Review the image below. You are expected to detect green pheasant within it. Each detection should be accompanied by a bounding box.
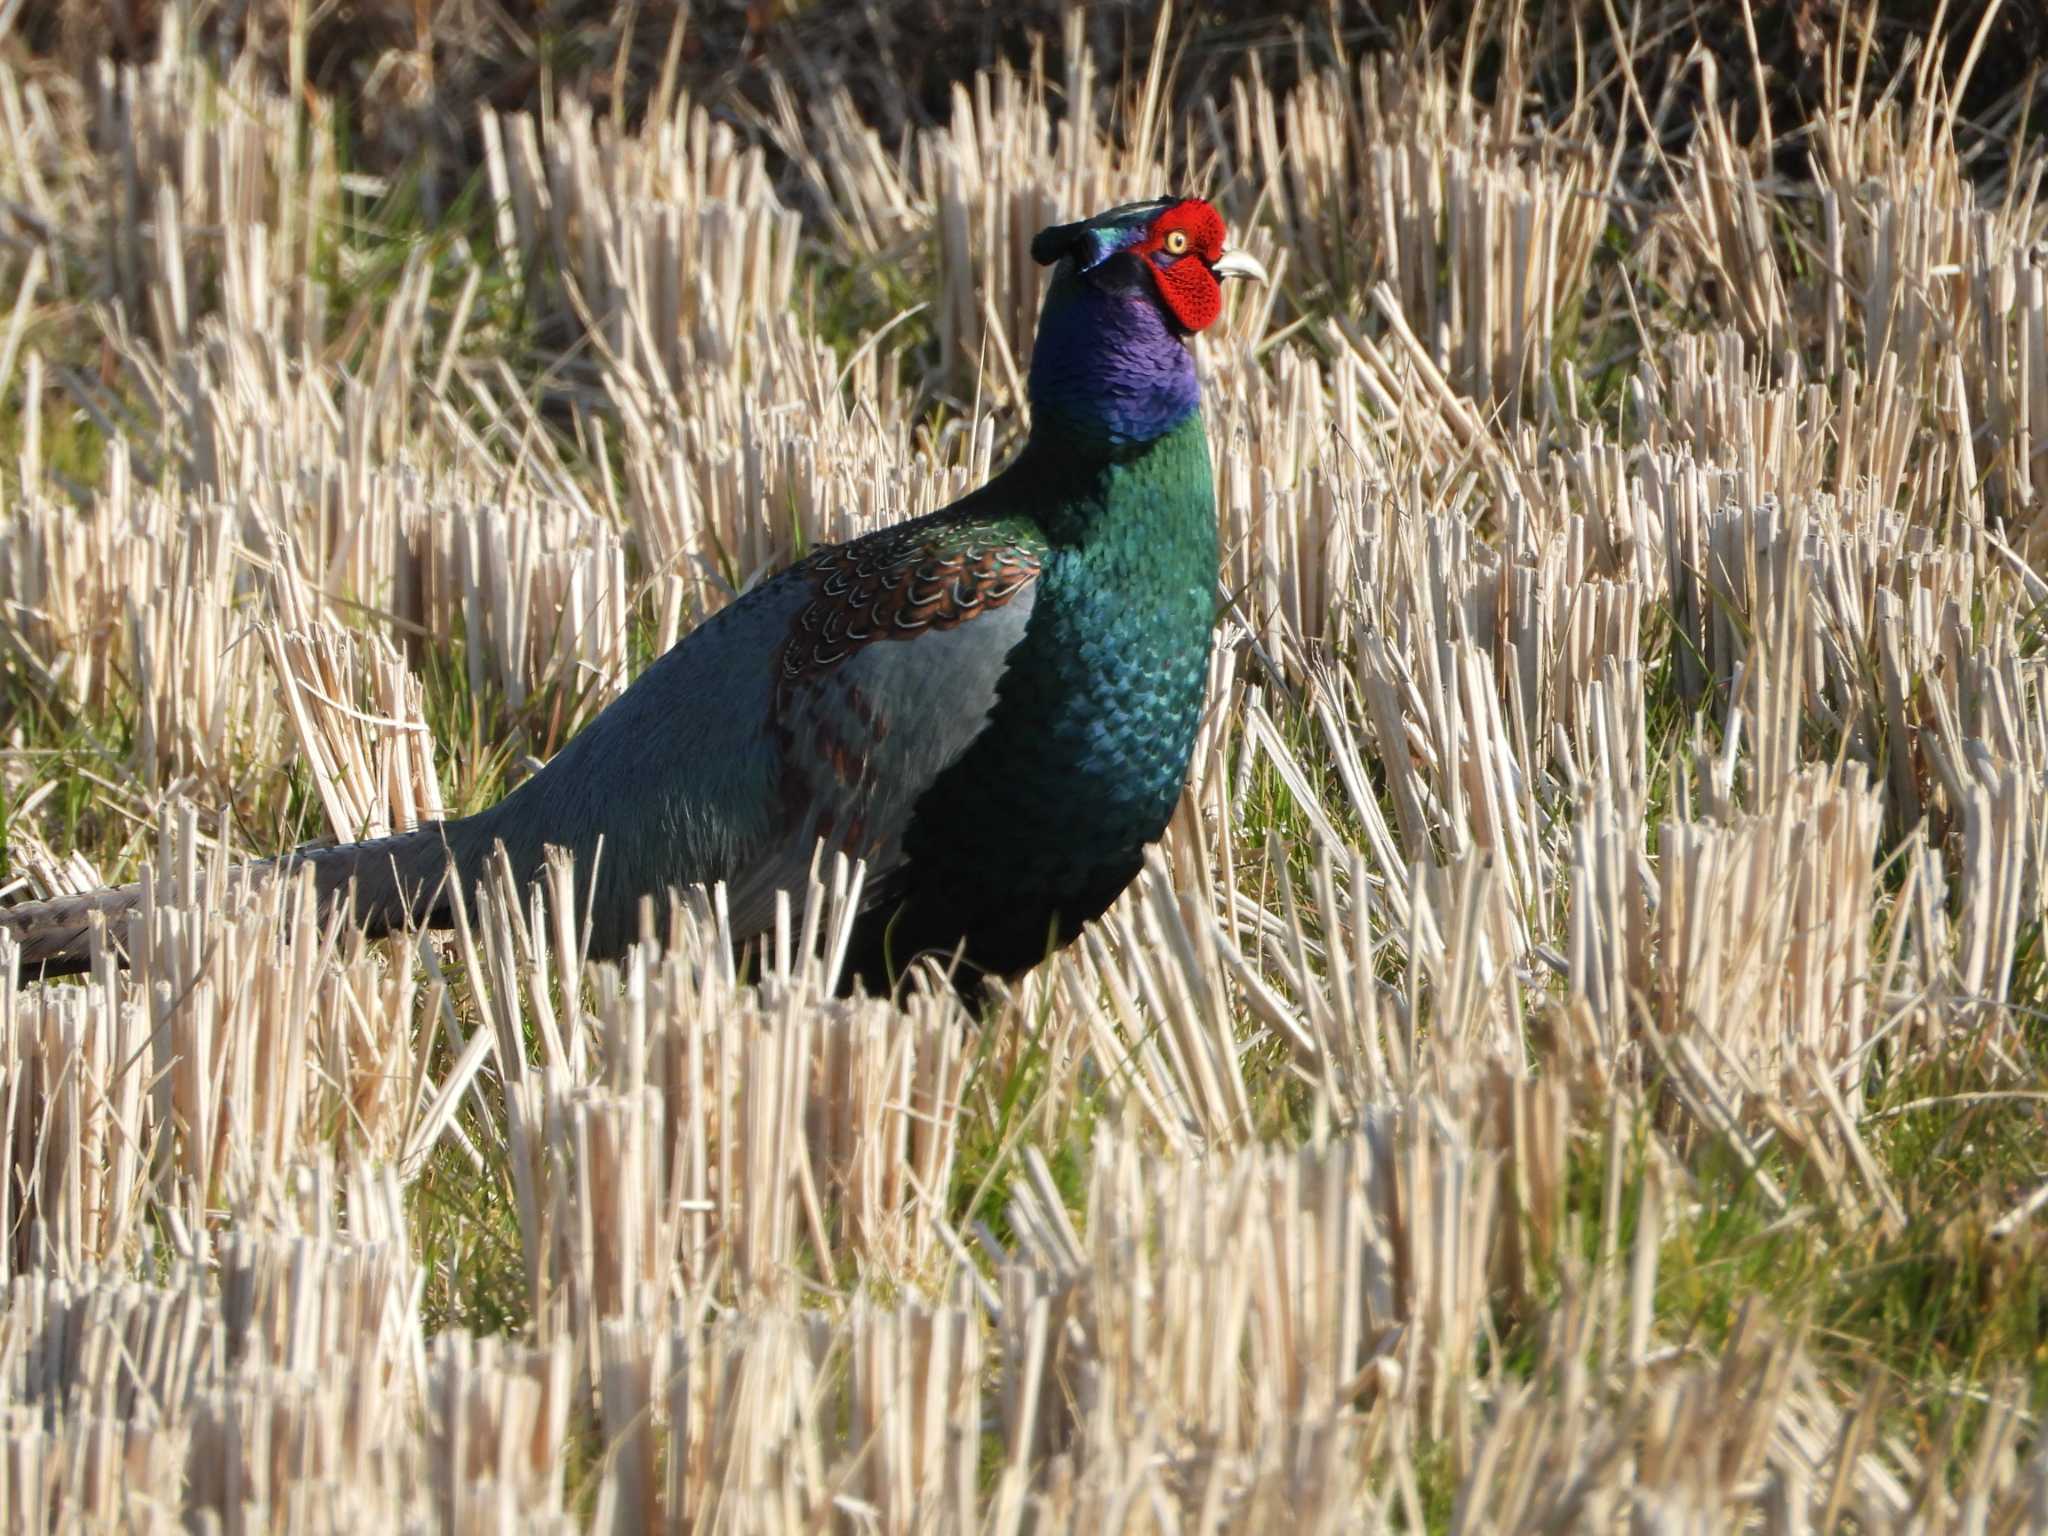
[3,197,1266,995]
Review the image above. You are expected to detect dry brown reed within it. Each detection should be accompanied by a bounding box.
[3,3,2048,1529]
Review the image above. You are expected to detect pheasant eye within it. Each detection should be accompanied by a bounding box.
[1163,229,1189,255]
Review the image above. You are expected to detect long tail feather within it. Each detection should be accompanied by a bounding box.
[1,825,461,982]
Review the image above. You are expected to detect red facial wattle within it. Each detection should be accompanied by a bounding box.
[1133,201,1230,333]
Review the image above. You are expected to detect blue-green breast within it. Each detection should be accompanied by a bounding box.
[857,415,1217,985]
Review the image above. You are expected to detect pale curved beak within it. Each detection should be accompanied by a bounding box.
[1210,248,1270,284]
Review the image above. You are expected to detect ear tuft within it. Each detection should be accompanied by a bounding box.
[1030,221,1084,267]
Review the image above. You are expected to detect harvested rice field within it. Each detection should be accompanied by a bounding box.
[3,0,2048,1529]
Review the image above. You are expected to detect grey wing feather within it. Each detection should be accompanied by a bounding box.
[456,571,1036,956]
[723,590,1036,938]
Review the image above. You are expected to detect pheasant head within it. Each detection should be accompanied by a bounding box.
[1025,196,1267,450]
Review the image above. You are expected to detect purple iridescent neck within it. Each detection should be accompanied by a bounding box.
[1026,271,1201,452]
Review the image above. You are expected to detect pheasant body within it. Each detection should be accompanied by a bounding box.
[3,197,1265,996]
